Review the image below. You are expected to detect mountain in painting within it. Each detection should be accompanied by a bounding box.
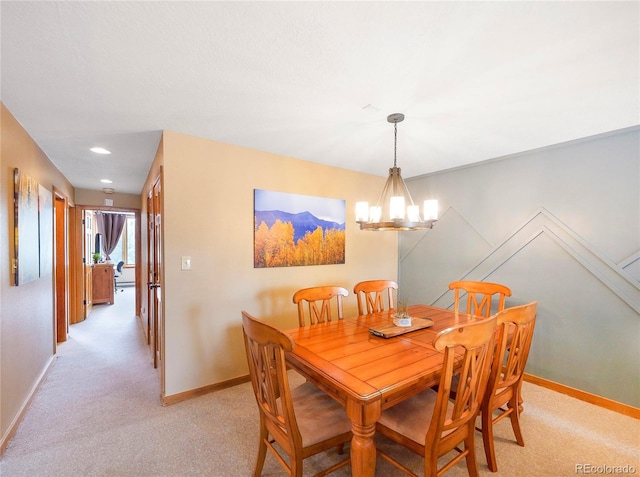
[255,210,344,242]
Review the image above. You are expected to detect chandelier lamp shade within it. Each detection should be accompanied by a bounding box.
[356,113,438,231]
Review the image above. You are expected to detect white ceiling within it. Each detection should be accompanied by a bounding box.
[1,1,638,195]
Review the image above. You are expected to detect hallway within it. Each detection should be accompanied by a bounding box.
[0,287,162,474]
[0,287,262,476]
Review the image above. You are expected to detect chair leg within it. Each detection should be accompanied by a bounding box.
[464,432,480,477]
[481,407,498,472]
[508,398,525,446]
[423,447,439,477]
[424,457,438,477]
[253,426,268,477]
[517,380,524,413]
[291,454,304,477]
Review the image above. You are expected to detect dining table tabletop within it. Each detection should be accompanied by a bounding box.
[284,304,482,477]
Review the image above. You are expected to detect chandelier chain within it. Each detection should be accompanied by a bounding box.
[393,122,398,168]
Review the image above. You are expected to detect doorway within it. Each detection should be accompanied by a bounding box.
[69,206,142,326]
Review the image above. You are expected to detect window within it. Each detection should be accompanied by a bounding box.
[109,216,136,266]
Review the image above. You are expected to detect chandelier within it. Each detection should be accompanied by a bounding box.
[356,113,438,231]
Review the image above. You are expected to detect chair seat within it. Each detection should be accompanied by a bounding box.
[289,382,352,448]
[378,389,455,445]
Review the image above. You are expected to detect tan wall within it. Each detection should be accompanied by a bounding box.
[0,103,74,446]
[75,188,141,209]
[151,131,397,398]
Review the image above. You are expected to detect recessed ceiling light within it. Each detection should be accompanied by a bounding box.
[100,179,113,184]
[90,147,111,154]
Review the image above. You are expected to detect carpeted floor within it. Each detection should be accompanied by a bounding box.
[1,287,638,476]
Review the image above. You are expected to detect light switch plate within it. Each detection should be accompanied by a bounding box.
[181,256,191,270]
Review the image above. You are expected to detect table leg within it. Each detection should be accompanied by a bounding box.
[346,399,380,477]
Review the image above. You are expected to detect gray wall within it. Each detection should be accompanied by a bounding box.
[399,126,639,408]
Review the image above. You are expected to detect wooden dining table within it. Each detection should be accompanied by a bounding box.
[284,304,481,477]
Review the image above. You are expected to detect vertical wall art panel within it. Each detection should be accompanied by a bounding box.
[254,189,345,268]
[13,168,40,285]
[38,184,53,277]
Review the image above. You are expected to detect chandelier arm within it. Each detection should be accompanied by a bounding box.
[388,168,416,206]
[394,171,417,206]
[375,173,394,208]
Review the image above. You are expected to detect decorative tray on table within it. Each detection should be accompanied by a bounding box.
[368,316,434,339]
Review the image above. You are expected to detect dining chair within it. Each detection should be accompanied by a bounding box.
[292,286,349,326]
[241,311,352,477]
[480,301,537,472]
[449,280,512,318]
[353,280,398,315]
[375,316,497,477]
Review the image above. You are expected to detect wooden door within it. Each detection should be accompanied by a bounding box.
[54,194,68,342]
[148,176,163,384]
[68,206,82,325]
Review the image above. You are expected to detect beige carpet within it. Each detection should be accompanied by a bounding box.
[1,287,638,476]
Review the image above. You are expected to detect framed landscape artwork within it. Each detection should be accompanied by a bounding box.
[254,189,345,268]
[13,168,40,285]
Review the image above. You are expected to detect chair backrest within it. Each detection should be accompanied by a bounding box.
[427,316,497,461]
[292,286,348,326]
[449,280,512,317]
[487,302,537,403]
[241,311,302,451]
[353,280,398,315]
[116,260,125,274]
